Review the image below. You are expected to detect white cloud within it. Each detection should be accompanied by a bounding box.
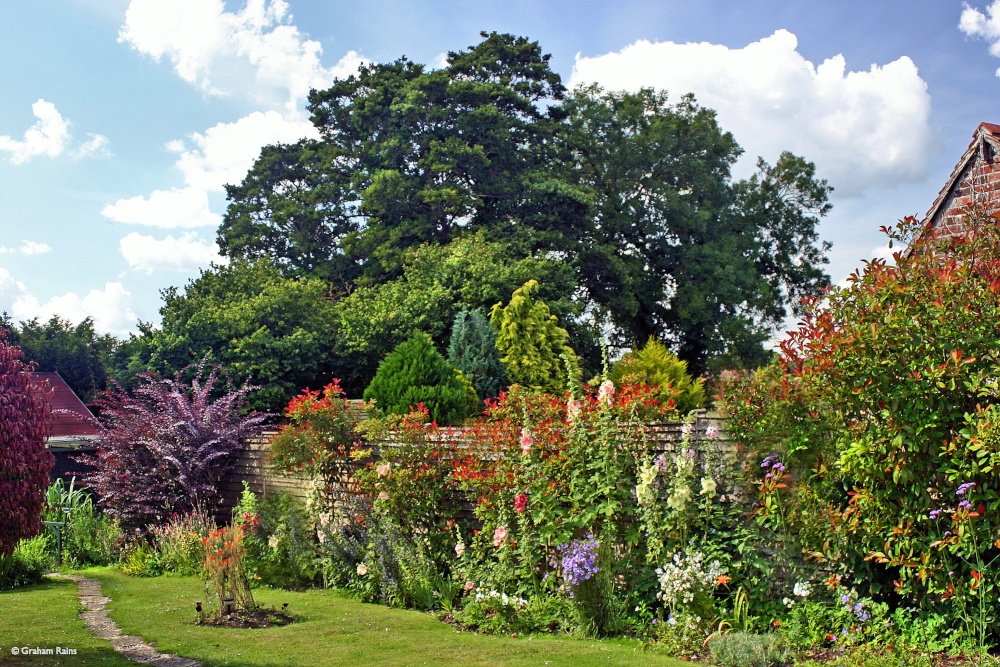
[120,231,227,273]
[174,110,318,191]
[0,99,70,164]
[119,0,365,114]
[0,240,52,255]
[0,99,109,165]
[569,30,932,197]
[74,133,111,159]
[101,187,221,228]
[0,267,28,306]
[961,2,1000,72]
[10,282,138,337]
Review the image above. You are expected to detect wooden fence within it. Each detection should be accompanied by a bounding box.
[215,410,732,522]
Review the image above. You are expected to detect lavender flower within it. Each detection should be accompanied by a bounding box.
[958,500,972,510]
[929,509,943,520]
[956,482,976,496]
[761,454,780,469]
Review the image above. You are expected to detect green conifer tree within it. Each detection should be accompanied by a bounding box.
[489,280,580,394]
[363,332,474,425]
[447,309,508,402]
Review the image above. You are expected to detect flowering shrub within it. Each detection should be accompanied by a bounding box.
[655,550,724,621]
[150,509,216,576]
[202,525,255,616]
[268,379,366,511]
[723,212,1000,644]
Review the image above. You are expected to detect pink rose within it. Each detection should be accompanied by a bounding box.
[493,525,508,547]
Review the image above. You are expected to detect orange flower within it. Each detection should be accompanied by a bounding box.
[971,570,982,590]
[715,574,732,586]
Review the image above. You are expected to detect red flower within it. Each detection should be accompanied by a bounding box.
[514,493,528,513]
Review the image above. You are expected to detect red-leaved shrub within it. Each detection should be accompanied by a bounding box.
[0,331,53,556]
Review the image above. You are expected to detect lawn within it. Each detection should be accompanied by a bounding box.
[0,577,135,666]
[2,569,688,667]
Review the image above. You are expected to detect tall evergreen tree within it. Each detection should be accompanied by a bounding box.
[490,280,580,394]
[447,309,508,402]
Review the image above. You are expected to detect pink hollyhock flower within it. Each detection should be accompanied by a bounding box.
[464,580,475,591]
[357,563,368,576]
[706,425,720,439]
[520,428,533,454]
[566,398,582,421]
[377,491,390,501]
[597,380,615,404]
[376,463,391,477]
[493,525,508,547]
[514,493,528,513]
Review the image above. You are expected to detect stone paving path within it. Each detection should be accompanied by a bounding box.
[53,574,200,667]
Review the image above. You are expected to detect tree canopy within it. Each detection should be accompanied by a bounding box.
[216,32,831,376]
[126,260,343,412]
[1,315,114,403]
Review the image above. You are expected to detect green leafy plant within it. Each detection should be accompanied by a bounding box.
[150,509,216,576]
[708,631,791,667]
[234,487,318,589]
[0,534,54,589]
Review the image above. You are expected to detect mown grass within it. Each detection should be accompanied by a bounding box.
[81,568,687,667]
[0,577,136,666]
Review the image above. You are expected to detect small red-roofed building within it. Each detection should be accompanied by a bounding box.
[921,122,1000,238]
[31,371,101,484]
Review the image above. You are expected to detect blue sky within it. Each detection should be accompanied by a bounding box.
[3,0,1000,337]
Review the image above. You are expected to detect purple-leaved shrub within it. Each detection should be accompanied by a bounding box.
[79,362,267,529]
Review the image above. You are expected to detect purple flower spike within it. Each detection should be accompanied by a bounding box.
[956,482,976,496]
[929,509,943,520]
[958,500,972,510]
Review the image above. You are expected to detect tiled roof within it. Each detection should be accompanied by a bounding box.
[31,372,102,437]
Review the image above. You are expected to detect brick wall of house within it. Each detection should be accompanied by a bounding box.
[923,123,1000,239]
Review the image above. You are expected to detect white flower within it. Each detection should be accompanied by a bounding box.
[793,581,812,598]
[455,542,466,557]
[699,477,717,497]
[357,563,368,576]
[783,597,794,608]
[267,535,279,549]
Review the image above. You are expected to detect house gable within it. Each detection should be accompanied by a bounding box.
[923,122,1000,238]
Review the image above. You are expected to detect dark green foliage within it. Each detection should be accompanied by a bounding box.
[555,88,831,372]
[363,332,473,425]
[610,338,705,415]
[447,309,508,401]
[126,259,344,411]
[219,32,831,379]
[3,315,115,403]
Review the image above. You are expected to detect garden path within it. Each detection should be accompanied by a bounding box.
[53,574,200,667]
